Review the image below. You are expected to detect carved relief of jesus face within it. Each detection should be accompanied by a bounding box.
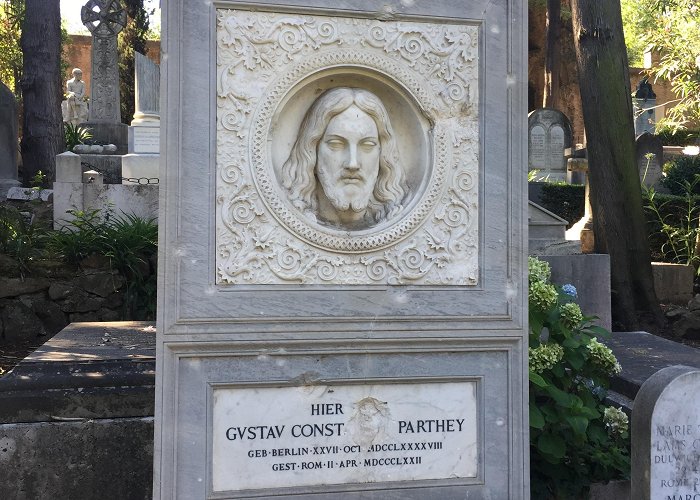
[315,105,381,226]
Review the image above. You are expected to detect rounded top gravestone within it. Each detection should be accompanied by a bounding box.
[631,365,700,500]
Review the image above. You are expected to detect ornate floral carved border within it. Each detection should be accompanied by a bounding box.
[216,10,479,285]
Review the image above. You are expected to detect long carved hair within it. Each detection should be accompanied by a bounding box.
[282,87,407,224]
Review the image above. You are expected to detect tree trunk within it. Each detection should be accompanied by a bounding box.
[542,0,561,108]
[570,0,663,331]
[19,0,63,183]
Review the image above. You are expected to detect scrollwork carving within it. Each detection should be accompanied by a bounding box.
[216,10,479,285]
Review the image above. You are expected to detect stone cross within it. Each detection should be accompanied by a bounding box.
[81,0,127,123]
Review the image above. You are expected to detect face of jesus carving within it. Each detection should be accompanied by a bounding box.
[282,87,408,230]
[315,105,381,224]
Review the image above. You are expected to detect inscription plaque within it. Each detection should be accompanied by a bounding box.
[132,127,160,154]
[549,125,565,171]
[212,381,478,492]
[530,125,546,169]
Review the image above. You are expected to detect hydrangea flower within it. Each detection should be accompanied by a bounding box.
[529,343,565,373]
[603,406,629,436]
[530,281,558,311]
[561,284,577,298]
[528,257,551,284]
[560,302,583,329]
[587,338,622,375]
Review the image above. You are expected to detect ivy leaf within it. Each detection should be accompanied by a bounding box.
[537,434,566,459]
[529,371,548,387]
[530,405,546,429]
[545,385,577,408]
[566,415,590,436]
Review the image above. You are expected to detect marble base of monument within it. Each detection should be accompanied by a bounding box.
[122,154,159,184]
[77,154,123,184]
[81,122,129,155]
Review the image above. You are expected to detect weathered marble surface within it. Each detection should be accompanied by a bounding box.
[156,0,528,499]
[215,10,479,286]
[632,365,700,500]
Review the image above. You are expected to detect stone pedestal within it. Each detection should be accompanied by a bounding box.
[565,157,595,253]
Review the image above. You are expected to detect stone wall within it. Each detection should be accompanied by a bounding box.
[0,256,128,342]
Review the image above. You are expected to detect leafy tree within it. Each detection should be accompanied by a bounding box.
[570,0,664,330]
[118,0,151,124]
[0,0,24,95]
[623,0,700,129]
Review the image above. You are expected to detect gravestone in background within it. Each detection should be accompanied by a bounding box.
[80,0,129,154]
[631,365,700,500]
[155,1,528,498]
[636,132,664,188]
[0,81,20,198]
[528,108,573,181]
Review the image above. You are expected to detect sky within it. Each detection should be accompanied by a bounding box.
[60,0,161,35]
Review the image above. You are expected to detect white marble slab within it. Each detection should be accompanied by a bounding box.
[212,381,478,492]
[131,127,160,154]
[649,371,700,499]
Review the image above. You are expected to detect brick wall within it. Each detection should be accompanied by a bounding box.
[63,35,161,97]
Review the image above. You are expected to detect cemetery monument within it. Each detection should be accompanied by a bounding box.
[123,51,160,183]
[80,0,129,153]
[155,1,528,498]
[631,365,700,500]
[528,108,573,181]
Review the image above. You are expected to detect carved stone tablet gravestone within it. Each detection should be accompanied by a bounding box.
[156,1,528,498]
[631,365,700,500]
[528,108,573,180]
[636,132,664,188]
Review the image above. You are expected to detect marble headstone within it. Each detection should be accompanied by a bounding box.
[0,81,19,197]
[636,132,663,188]
[155,1,528,498]
[528,108,573,181]
[631,365,700,500]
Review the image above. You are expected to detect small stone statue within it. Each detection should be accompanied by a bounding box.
[61,68,89,125]
[282,87,409,230]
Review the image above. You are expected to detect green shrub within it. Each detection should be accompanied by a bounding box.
[64,123,93,152]
[661,155,700,196]
[643,182,700,272]
[538,183,586,229]
[0,205,45,275]
[655,127,700,147]
[529,257,629,499]
[48,208,158,319]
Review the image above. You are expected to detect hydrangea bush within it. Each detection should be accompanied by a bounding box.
[528,257,629,499]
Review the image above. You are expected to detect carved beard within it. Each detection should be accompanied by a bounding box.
[323,185,371,213]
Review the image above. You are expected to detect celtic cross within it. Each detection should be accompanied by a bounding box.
[81,0,127,38]
[80,0,126,123]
